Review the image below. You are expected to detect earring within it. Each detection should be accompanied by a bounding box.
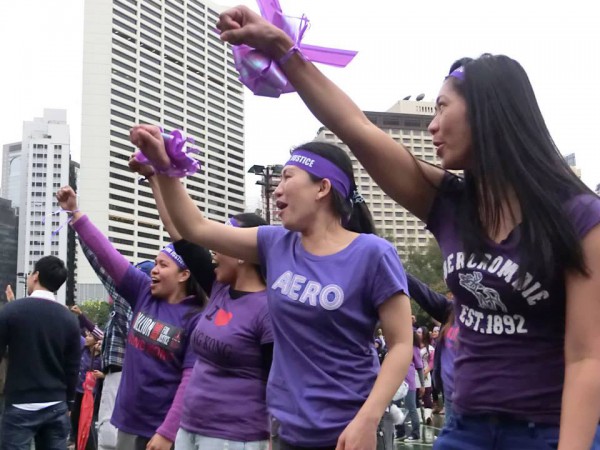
[238,259,244,265]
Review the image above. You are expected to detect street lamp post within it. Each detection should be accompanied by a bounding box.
[248,164,283,224]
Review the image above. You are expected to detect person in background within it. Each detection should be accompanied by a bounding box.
[395,330,424,443]
[407,274,457,425]
[0,256,81,450]
[76,239,153,450]
[70,331,103,450]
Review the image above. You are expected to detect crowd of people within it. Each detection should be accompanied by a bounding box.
[1,4,600,450]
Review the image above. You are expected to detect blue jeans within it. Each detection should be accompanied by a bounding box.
[394,390,420,439]
[443,397,454,427]
[1,402,70,450]
[433,414,600,449]
[175,428,269,450]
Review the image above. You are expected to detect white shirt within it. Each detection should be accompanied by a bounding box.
[13,289,63,411]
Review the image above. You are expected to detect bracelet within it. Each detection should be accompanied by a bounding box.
[277,44,303,66]
[66,209,80,216]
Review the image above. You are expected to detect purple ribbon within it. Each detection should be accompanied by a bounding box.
[43,208,80,235]
[232,0,358,98]
[135,130,201,178]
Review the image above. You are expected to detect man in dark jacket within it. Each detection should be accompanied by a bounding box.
[0,256,81,450]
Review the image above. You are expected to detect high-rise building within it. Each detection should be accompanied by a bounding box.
[564,153,582,178]
[1,142,23,209]
[316,100,437,255]
[78,0,245,290]
[0,198,18,303]
[5,109,73,303]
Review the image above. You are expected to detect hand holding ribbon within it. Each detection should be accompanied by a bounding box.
[218,1,358,98]
[133,128,201,178]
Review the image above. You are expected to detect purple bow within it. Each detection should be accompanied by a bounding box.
[232,0,358,98]
[135,130,201,178]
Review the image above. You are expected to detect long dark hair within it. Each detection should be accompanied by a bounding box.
[293,141,376,234]
[449,54,594,282]
[232,212,268,280]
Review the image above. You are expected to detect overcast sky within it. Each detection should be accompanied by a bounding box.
[1,0,598,210]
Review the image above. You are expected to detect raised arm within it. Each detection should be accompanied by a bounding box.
[129,125,260,263]
[407,273,451,323]
[57,186,130,287]
[217,7,445,221]
[129,156,217,294]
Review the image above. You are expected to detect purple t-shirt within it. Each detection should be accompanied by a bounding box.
[111,266,201,438]
[257,226,409,447]
[180,282,272,441]
[427,174,600,423]
[405,346,423,391]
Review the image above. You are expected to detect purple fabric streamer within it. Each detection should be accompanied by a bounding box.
[135,130,201,178]
[285,149,352,199]
[43,208,80,235]
[448,66,465,81]
[231,0,358,98]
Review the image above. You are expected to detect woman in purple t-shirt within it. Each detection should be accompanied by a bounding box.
[57,186,208,450]
[132,129,413,450]
[130,158,275,450]
[213,9,600,449]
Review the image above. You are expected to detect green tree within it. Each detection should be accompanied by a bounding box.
[402,240,447,327]
[79,299,111,329]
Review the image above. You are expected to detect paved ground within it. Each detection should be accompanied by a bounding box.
[396,414,444,449]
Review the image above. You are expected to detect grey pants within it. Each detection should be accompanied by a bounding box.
[115,431,151,450]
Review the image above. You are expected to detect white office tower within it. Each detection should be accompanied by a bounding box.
[12,109,71,302]
[78,0,246,296]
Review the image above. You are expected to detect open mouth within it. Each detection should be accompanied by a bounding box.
[275,201,288,215]
[151,277,160,287]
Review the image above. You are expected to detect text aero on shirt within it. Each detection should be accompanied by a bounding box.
[271,270,344,311]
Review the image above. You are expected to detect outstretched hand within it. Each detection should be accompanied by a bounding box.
[5,284,15,302]
[56,186,78,212]
[216,6,292,57]
[129,125,170,171]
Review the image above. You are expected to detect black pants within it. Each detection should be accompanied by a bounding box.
[70,392,98,450]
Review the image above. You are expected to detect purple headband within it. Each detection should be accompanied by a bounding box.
[161,244,188,270]
[448,66,465,81]
[285,149,352,199]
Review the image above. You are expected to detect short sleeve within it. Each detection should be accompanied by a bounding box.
[369,247,409,309]
[254,300,273,345]
[182,312,202,369]
[256,226,288,269]
[116,265,151,310]
[565,194,600,239]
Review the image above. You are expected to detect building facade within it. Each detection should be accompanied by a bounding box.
[1,142,23,209]
[4,110,72,303]
[78,0,246,291]
[317,100,437,255]
[0,198,18,303]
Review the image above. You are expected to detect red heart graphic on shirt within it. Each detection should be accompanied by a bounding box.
[214,309,233,326]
